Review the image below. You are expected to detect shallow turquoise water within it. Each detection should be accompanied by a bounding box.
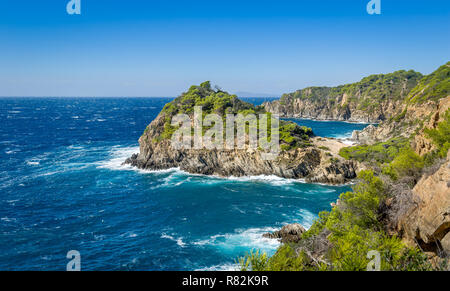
[0,97,365,270]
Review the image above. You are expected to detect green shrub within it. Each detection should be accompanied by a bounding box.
[339,137,409,164]
[382,148,424,180]
[424,109,450,158]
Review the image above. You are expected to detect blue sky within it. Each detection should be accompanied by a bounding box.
[0,0,449,97]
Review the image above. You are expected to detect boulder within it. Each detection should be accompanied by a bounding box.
[398,151,450,256]
[263,223,306,244]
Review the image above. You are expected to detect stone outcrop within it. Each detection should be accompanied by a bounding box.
[263,223,306,244]
[397,151,450,256]
[412,97,450,156]
[264,98,404,123]
[125,112,357,185]
[351,96,450,145]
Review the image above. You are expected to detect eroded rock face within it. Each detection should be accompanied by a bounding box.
[263,223,306,244]
[264,97,404,124]
[412,97,450,156]
[125,111,358,185]
[398,151,450,256]
[351,96,450,144]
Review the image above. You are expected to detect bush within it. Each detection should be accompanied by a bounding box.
[424,109,450,158]
[339,137,409,164]
[382,148,424,180]
[239,170,433,271]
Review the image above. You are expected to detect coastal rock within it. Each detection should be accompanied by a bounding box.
[263,98,401,124]
[350,124,377,143]
[412,96,450,156]
[126,133,358,185]
[397,151,450,256]
[124,83,359,185]
[263,223,306,244]
[351,97,449,144]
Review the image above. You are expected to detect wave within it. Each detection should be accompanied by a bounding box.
[195,263,239,271]
[96,146,140,171]
[192,227,281,254]
[295,209,316,229]
[96,145,353,188]
[225,175,306,186]
[161,233,186,248]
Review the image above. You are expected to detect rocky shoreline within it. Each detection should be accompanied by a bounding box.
[124,84,361,185]
[124,138,358,185]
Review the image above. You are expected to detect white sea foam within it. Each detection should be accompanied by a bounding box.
[161,233,186,247]
[193,227,281,254]
[96,146,140,171]
[96,146,348,187]
[296,209,316,229]
[195,263,239,271]
[225,175,305,186]
[340,139,356,146]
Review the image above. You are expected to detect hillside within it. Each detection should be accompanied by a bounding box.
[264,70,424,123]
[125,81,358,184]
[242,62,450,271]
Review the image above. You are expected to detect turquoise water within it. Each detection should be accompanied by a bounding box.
[285,118,371,139]
[0,97,365,270]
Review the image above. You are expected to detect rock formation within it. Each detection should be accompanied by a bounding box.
[263,223,306,244]
[264,70,423,123]
[397,151,450,256]
[125,111,358,185]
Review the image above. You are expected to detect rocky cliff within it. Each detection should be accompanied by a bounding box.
[351,62,450,144]
[264,70,423,123]
[125,82,357,184]
[397,151,450,256]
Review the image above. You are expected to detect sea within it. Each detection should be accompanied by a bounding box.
[0,97,370,270]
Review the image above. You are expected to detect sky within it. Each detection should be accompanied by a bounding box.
[0,0,449,97]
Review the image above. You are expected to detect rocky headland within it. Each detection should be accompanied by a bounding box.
[125,82,357,185]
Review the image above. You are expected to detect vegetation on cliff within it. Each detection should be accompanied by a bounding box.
[279,69,423,114]
[407,62,450,104]
[150,81,314,149]
[240,63,450,271]
[240,170,433,271]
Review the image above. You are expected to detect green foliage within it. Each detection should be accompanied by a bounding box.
[280,70,423,112]
[424,109,450,158]
[266,245,315,271]
[407,62,450,104]
[279,122,313,150]
[339,137,409,164]
[240,170,432,271]
[382,148,424,180]
[301,211,330,239]
[237,249,269,271]
[152,82,314,149]
[239,245,321,271]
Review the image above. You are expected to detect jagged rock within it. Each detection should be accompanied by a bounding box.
[263,224,306,244]
[263,98,400,124]
[125,109,358,185]
[412,97,450,156]
[351,125,377,143]
[398,151,450,256]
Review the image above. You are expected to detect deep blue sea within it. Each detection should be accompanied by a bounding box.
[0,97,368,271]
